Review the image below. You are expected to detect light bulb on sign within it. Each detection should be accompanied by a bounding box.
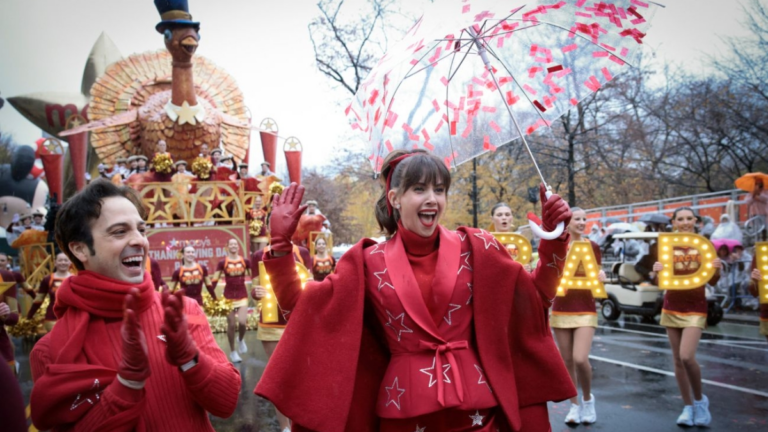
[757,242,768,305]
[657,233,717,290]
[556,241,605,298]
[258,259,312,321]
[491,232,532,265]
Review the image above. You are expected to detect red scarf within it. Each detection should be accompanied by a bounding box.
[31,270,154,431]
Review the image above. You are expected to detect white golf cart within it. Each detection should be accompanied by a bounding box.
[600,232,724,325]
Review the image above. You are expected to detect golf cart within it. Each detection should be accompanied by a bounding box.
[600,232,724,325]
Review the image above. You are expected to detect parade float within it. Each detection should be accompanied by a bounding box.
[4,0,310,333]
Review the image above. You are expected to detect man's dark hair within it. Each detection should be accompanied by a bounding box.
[55,179,146,270]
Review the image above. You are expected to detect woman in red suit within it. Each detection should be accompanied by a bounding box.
[652,207,721,427]
[550,208,605,425]
[171,246,217,306]
[255,150,576,431]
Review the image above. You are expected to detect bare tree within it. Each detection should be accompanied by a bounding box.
[308,0,402,95]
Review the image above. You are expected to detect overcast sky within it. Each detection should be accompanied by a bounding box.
[0,0,756,172]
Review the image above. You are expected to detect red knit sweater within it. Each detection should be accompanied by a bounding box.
[30,295,240,431]
[398,225,440,321]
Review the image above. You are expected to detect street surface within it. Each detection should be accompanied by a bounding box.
[13,315,768,431]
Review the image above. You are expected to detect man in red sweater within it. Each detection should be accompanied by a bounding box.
[29,179,241,431]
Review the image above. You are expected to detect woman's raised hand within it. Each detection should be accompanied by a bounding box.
[269,183,308,253]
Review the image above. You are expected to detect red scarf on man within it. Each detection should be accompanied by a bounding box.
[31,270,154,430]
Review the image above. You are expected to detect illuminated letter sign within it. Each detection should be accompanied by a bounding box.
[557,241,606,298]
[657,233,716,290]
[491,233,532,265]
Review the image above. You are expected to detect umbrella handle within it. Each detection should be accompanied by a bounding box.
[528,191,565,240]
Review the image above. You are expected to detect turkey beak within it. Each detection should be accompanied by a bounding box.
[180,36,198,55]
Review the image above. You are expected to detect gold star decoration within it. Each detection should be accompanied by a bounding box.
[142,186,180,223]
[174,101,200,126]
[285,137,301,151]
[260,118,277,132]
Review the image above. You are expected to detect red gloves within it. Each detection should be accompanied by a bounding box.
[161,290,198,367]
[540,183,572,237]
[269,183,308,253]
[119,289,151,383]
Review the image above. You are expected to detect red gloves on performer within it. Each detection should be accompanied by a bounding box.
[269,182,307,254]
[529,183,572,241]
[119,289,151,384]
[161,290,199,367]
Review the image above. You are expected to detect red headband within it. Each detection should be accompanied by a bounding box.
[386,153,416,216]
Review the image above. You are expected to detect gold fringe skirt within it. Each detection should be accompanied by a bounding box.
[550,313,598,328]
[256,325,285,341]
[660,310,706,329]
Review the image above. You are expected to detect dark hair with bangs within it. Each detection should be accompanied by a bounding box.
[55,179,147,270]
[375,150,452,235]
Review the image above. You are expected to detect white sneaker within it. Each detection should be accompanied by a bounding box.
[238,338,248,354]
[693,395,712,427]
[580,393,596,424]
[229,351,242,363]
[281,428,290,432]
[676,405,694,426]
[565,403,581,424]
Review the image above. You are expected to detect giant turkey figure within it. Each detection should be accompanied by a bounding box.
[60,0,250,163]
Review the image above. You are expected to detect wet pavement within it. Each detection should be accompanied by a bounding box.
[12,316,768,431]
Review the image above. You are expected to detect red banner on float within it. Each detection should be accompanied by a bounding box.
[40,153,63,203]
[68,131,88,191]
[146,225,249,283]
[260,131,277,169]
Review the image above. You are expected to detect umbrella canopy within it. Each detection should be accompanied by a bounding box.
[734,172,768,192]
[638,213,670,224]
[603,216,623,224]
[607,222,637,233]
[347,0,662,173]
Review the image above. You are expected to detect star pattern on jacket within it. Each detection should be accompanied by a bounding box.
[475,364,492,392]
[157,335,167,343]
[419,356,452,387]
[374,268,395,291]
[457,232,467,242]
[70,379,102,411]
[281,309,292,321]
[458,252,473,275]
[369,243,386,255]
[385,310,413,342]
[474,231,500,250]
[443,303,462,325]
[414,425,426,432]
[469,410,485,426]
[385,376,406,410]
[466,283,473,305]
[547,252,566,278]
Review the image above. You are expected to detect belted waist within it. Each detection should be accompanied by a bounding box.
[418,339,469,407]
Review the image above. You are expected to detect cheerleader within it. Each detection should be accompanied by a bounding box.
[254,150,576,431]
[747,256,768,342]
[491,203,531,272]
[312,236,335,282]
[550,208,605,425]
[171,245,217,306]
[27,252,73,332]
[211,239,252,363]
[652,207,721,427]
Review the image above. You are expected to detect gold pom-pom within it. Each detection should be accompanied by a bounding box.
[202,291,233,317]
[7,298,47,337]
[152,153,174,174]
[249,219,264,237]
[191,157,213,180]
[269,182,284,196]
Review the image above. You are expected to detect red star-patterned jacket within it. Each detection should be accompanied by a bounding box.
[255,226,575,431]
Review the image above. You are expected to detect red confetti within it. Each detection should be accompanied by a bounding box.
[483,135,497,151]
[601,67,613,81]
[533,100,547,112]
[385,140,393,152]
[489,121,501,133]
[562,43,578,53]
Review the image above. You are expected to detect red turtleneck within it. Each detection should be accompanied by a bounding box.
[397,223,441,323]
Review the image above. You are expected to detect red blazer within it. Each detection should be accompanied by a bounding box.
[255,227,575,432]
